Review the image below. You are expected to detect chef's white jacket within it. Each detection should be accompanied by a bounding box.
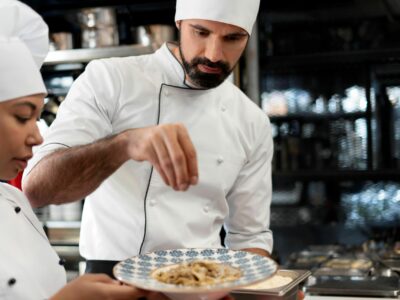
[25,43,274,260]
[0,183,66,300]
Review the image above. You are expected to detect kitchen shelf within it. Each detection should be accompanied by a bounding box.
[273,170,400,182]
[45,221,81,245]
[262,48,400,71]
[44,44,154,65]
[23,0,175,13]
[269,111,368,123]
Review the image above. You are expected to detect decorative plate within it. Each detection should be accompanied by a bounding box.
[113,248,277,294]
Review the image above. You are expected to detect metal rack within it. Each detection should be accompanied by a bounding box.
[44,44,154,65]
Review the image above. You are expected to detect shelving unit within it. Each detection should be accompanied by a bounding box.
[269,112,368,123]
[22,0,176,29]
[44,44,154,65]
[262,48,400,70]
[256,3,400,263]
[273,170,400,182]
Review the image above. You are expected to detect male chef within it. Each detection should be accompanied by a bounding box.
[23,0,274,276]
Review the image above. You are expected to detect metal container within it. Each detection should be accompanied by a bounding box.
[232,269,311,300]
[50,32,73,50]
[149,25,175,47]
[45,221,80,244]
[79,7,119,48]
[382,259,400,272]
[134,25,175,48]
[305,276,400,297]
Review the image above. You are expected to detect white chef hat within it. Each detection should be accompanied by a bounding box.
[0,0,49,68]
[175,0,260,35]
[0,0,48,102]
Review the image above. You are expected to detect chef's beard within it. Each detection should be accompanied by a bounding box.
[179,45,232,89]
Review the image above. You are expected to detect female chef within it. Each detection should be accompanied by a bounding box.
[0,1,167,299]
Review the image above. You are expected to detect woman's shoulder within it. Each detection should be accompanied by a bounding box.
[0,183,29,206]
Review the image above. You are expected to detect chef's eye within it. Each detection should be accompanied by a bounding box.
[225,35,241,42]
[194,29,209,37]
[15,115,31,124]
[15,116,29,124]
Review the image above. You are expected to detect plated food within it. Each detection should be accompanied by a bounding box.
[241,274,293,290]
[152,260,241,287]
[323,258,372,270]
[113,248,277,300]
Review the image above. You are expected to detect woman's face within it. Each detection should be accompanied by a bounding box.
[0,94,44,180]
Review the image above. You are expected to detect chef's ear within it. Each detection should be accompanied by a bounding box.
[175,20,181,31]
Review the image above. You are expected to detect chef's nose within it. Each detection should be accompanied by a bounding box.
[27,122,43,146]
[205,37,224,63]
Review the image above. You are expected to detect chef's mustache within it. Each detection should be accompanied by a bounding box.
[190,57,230,73]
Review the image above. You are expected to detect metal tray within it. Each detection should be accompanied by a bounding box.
[232,269,311,299]
[305,276,400,297]
[313,267,369,277]
[382,259,400,272]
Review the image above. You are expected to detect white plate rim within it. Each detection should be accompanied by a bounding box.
[113,248,278,294]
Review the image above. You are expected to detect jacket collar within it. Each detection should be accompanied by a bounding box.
[163,42,189,88]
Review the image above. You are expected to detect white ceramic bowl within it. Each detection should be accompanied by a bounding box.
[113,248,278,300]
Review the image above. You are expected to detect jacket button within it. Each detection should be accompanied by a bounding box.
[59,258,66,266]
[217,156,224,164]
[14,207,21,213]
[221,106,226,112]
[8,278,16,286]
[203,206,209,213]
[149,199,157,207]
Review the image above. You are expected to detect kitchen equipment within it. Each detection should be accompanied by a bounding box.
[305,276,400,297]
[50,32,73,50]
[45,221,80,245]
[134,25,175,48]
[48,200,83,222]
[382,259,400,272]
[286,249,337,270]
[312,256,373,277]
[79,7,119,48]
[366,251,398,278]
[232,269,311,300]
[149,25,175,47]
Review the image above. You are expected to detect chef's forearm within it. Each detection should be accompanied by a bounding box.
[23,133,129,207]
[241,248,271,257]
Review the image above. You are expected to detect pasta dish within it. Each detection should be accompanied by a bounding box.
[152,260,241,287]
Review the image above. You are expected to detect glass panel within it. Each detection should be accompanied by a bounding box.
[341,182,400,227]
[386,87,400,167]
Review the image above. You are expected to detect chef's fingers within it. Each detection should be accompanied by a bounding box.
[134,289,169,300]
[99,283,149,299]
[297,290,305,300]
[177,126,198,185]
[162,124,189,191]
[152,124,177,190]
[81,273,116,284]
[149,136,172,187]
[146,291,170,300]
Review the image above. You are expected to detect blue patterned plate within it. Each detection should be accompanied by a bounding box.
[113,248,277,300]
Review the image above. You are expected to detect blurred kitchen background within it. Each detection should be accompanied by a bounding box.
[18,0,400,292]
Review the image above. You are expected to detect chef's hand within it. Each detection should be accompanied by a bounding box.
[50,274,168,300]
[122,124,198,191]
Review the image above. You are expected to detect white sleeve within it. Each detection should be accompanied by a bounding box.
[224,119,274,253]
[24,59,120,177]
